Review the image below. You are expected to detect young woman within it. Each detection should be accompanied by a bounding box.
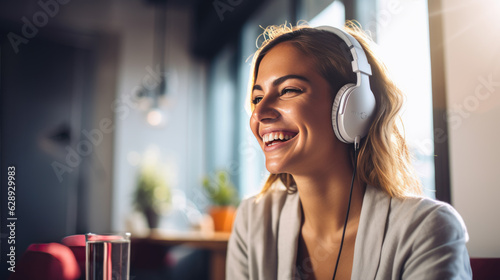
[226,22,471,280]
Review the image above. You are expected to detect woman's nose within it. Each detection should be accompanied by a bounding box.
[251,97,280,123]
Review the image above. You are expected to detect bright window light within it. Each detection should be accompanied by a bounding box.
[375,0,435,197]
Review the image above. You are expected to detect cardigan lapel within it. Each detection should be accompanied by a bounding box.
[351,185,391,279]
[277,192,302,280]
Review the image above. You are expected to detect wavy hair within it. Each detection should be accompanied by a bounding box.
[249,22,422,198]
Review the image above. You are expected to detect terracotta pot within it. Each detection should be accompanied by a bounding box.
[209,206,236,232]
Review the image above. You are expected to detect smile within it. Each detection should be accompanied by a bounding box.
[262,131,298,147]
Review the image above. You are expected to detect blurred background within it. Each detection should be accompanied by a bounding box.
[1,0,499,279]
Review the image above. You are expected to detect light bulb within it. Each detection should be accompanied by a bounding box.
[146,108,164,126]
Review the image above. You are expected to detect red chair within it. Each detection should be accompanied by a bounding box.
[10,243,80,280]
[470,258,500,280]
[61,235,86,276]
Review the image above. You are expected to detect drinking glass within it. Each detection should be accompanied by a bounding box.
[86,232,131,280]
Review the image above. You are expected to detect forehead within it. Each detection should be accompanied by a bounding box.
[256,42,319,82]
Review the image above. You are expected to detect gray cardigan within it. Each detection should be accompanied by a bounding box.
[226,184,472,279]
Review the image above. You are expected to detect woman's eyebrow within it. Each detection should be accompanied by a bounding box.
[252,84,263,91]
[253,74,310,91]
[272,74,309,86]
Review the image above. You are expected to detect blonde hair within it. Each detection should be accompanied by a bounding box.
[249,22,422,198]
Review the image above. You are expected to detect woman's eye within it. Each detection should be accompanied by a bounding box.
[280,88,302,96]
[252,96,263,105]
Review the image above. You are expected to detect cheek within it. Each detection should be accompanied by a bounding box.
[294,105,329,127]
[297,102,335,137]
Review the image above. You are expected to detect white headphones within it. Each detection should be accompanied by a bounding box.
[316,26,376,145]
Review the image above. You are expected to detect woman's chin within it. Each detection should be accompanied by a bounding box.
[265,162,287,175]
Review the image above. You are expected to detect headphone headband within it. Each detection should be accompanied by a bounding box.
[315,26,372,77]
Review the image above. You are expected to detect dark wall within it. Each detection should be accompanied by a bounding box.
[0,24,105,279]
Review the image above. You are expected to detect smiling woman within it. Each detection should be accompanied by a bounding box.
[251,45,337,177]
[249,23,419,199]
[226,22,472,280]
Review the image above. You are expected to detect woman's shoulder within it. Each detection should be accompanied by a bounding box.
[228,183,299,279]
[237,182,298,221]
[374,188,470,258]
[361,186,468,245]
[363,186,468,244]
[389,192,467,233]
[359,187,471,279]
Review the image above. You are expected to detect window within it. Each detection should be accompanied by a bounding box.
[373,0,435,197]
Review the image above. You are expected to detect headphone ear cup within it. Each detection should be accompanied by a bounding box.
[332,83,356,143]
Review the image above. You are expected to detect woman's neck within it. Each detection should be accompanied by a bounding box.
[293,162,365,240]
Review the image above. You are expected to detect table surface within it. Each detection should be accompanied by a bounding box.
[131,229,231,250]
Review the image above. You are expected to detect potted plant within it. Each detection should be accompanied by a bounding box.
[133,163,171,229]
[202,170,239,232]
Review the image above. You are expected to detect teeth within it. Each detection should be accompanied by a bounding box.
[262,132,295,146]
